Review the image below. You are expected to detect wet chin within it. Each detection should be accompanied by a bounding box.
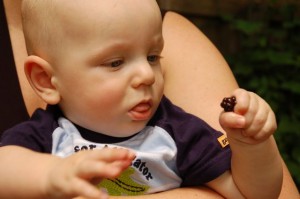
[112,121,147,138]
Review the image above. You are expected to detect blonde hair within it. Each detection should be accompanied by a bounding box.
[22,0,60,59]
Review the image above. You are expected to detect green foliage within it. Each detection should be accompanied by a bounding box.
[223,1,300,189]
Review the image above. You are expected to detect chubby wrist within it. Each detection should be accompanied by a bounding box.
[39,155,63,199]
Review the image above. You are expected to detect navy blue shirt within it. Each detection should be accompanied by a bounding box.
[1,96,231,195]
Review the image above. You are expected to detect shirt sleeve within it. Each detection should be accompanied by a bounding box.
[154,96,232,186]
[0,108,57,153]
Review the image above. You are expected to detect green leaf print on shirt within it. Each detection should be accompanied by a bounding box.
[98,167,149,195]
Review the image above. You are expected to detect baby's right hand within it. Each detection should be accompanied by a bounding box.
[44,148,135,199]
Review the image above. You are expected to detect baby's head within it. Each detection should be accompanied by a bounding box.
[22,0,165,137]
[22,0,163,59]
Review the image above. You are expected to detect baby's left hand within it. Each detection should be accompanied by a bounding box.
[219,88,277,145]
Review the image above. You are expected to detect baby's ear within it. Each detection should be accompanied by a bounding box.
[24,55,60,105]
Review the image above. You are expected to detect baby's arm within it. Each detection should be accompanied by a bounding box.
[0,146,134,199]
[209,88,283,199]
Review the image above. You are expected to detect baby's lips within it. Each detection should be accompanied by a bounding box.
[128,102,152,121]
[131,103,151,112]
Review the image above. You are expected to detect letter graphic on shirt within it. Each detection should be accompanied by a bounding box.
[217,134,229,148]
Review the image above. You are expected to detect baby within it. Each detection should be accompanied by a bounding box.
[1,0,283,198]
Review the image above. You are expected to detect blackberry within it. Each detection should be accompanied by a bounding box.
[220,96,236,112]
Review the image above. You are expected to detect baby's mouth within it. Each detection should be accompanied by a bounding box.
[128,101,152,121]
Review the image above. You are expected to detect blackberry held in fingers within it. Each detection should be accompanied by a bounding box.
[221,96,237,112]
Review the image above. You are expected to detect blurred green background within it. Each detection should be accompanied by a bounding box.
[158,0,300,190]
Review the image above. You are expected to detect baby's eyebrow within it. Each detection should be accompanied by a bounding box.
[86,41,130,64]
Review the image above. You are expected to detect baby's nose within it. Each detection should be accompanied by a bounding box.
[132,63,155,88]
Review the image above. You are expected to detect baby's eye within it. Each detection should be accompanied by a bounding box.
[147,55,161,64]
[102,59,123,68]
[110,60,123,67]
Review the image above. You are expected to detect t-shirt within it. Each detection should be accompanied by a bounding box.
[1,96,231,195]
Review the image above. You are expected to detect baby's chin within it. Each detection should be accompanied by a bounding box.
[109,124,147,138]
[91,121,148,138]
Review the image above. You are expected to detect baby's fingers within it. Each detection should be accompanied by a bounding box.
[221,89,262,131]
[75,148,135,179]
[240,92,277,140]
[232,89,259,117]
[94,147,136,163]
[220,88,277,144]
[219,112,246,130]
[251,110,277,141]
[76,158,128,180]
